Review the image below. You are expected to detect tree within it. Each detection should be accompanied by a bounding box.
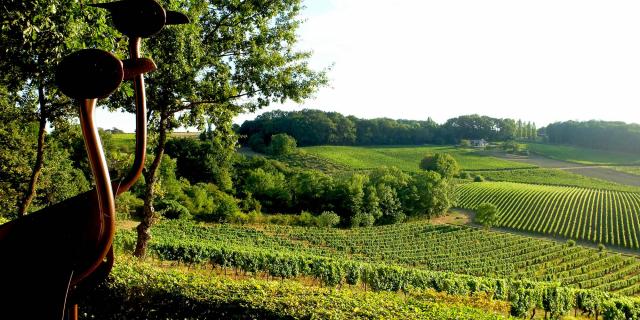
[119,0,327,257]
[419,153,460,178]
[1,0,118,216]
[268,133,297,155]
[474,202,500,228]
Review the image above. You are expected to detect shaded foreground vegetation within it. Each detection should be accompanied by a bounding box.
[103,220,640,319]
[79,257,511,320]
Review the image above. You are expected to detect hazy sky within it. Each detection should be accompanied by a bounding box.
[97,0,640,132]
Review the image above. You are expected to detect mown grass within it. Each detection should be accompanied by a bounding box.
[527,143,640,165]
[474,168,640,193]
[301,145,537,172]
[611,166,640,177]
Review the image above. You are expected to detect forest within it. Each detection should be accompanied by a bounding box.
[238,109,538,147]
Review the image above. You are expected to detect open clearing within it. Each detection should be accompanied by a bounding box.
[302,145,536,172]
[496,153,640,187]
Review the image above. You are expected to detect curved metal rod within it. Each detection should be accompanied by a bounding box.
[74,98,116,285]
[116,37,147,195]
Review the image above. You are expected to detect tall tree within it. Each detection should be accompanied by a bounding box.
[116,0,327,257]
[0,0,117,216]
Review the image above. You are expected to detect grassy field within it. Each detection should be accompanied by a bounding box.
[475,168,640,193]
[457,181,640,250]
[527,143,640,165]
[612,166,640,177]
[301,145,537,172]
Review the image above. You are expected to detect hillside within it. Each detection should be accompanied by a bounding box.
[457,182,640,250]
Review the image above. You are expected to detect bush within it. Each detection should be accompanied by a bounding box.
[116,192,144,220]
[351,212,375,227]
[296,211,316,227]
[228,211,250,224]
[156,199,191,220]
[268,133,297,156]
[419,153,460,178]
[598,243,606,251]
[473,175,485,182]
[474,202,500,229]
[458,171,471,179]
[248,133,267,153]
[317,211,340,227]
[566,239,576,247]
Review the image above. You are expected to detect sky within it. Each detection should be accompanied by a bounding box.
[96,0,640,132]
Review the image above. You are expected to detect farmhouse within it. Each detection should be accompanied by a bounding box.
[470,139,488,148]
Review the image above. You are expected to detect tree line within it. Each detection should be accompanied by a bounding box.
[239,109,531,149]
[544,120,640,154]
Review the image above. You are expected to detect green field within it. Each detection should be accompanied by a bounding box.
[457,182,640,249]
[528,143,640,165]
[117,220,640,296]
[612,166,640,177]
[475,168,640,193]
[83,256,511,320]
[302,145,537,172]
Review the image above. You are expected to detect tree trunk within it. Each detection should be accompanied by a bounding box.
[18,85,47,216]
[133,115,168,258]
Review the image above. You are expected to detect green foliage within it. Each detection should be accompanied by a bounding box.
[316,211,340,227]
[475,168,640,193]
[165,136,235,191]
[545,120,640,155]
[420,153,460,178]
[528,142,640,165]
[78,258,510,320]
[303,145,535,172]
[473,175,485,182]
[127,219,640,297]
[239,110,520,146]
[474,203,500,229]
[115,192,144,220]
[267,133,297,156]
[156,199,191,220]
[247,133,267,153]
[457,181,640,249]
[113,220,640,319]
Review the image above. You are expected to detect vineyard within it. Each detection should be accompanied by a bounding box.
[117,220,640,297]
[302,145,537,171]
[111,220,640,318]
[457,182,640,249]
[474,169,640,193]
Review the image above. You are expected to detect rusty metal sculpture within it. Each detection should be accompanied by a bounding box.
[0,1,188,319]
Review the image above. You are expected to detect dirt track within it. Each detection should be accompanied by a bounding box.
[497,154,640,187]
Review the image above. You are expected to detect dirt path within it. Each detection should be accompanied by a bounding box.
[493,153,640,187]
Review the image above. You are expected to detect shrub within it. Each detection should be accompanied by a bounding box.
[419,153,460,178]
[317,211,340,227]
[474,202,500,229]
[268,133,297,156]
[566,239,576,247]
[598,243,606,252]
[156,199,191,220]
[228,211,250,224]
[350,212,375,227]
[473,175,485,182]
[296,211,316,227]
[458,171,471,179]
[115,192,144,220]
[248,133,267,153]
